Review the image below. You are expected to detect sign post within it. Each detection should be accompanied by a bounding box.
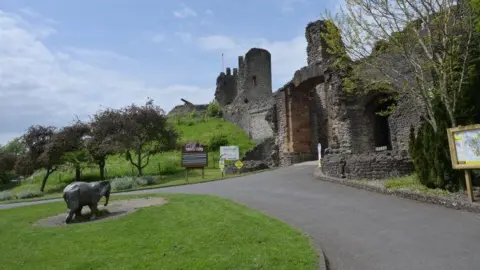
[182,142,208,181]
[219,158,225,177]
[235,160,244,174]
[318,143,322,168]
[446,124,480,202]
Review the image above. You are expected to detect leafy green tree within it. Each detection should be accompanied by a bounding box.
[324,0,478,131]
[117,99,178,176]
[55,121,91,182]
[1,137,27,156]
[87,108,123,180]
[15,125,63,192]
[205,100,223,118]
[0,150,17,184]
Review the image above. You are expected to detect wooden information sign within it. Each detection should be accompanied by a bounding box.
[446,124,480,202]
[182,142,208,180]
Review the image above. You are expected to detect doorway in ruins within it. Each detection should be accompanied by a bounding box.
[286,75,327,157]
[366,93,397,151]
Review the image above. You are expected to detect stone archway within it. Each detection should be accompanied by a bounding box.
[284,65,326,160]
[364,93,397,151]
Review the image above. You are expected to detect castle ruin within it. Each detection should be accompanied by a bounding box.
[215,20,422,179]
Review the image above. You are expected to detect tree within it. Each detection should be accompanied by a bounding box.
[1,137,27,156]
[0,150,17,184]
[16,125,64,192]
[55,121,91,182]
[117,99,178,176]
[324,0,478,131]
[87,108,123,180]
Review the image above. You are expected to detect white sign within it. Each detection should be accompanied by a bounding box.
[220,146,239,161]
[317,143,322,168]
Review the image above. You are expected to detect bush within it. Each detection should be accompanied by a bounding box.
[408,100,463,191]
[142,175,157,185]
[205,101,223,118]
[111,177,136,191]
[209,133,229,151]
[0,191,14,201]
[16,190,43,200]
[135,177,149,187]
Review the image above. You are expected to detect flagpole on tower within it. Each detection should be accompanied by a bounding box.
[221,53,224,72]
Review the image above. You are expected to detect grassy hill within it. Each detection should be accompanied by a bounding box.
[2,116,256,198]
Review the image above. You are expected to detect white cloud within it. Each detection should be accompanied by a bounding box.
[175,31,193,43]
[173,4,197,19]
[0,10,213,144]
[197,34,307,86]
[19,7,58,24]
[279,0,310,14]
[151,33,166,43]
[198,35,238,51]
[205,9,214,16]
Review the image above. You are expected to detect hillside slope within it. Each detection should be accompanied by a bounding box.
[5,116,256,195]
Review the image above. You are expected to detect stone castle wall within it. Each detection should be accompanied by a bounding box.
[212,19,422,180]
[216,48,275,143]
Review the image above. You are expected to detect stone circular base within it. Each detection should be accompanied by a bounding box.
[35,197,167,227]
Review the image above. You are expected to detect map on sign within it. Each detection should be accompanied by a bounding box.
[235,160,243,169]
[454,129,480,165]
[220,146,239,161]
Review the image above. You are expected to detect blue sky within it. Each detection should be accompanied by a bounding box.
[0,0,341,144]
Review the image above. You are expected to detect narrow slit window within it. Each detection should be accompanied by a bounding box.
[252,75,257,86]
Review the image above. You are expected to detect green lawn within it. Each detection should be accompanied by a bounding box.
[0,194,318,269]
[1,116,257,202]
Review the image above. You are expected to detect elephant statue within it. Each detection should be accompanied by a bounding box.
[63,180,111,223]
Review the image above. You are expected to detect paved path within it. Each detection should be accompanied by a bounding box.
[2,163,480,270]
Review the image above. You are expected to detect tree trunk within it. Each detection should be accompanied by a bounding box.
[137,150,143,176]
[98,158,105,180]
[75,164,81,182]
[40,168,54,192]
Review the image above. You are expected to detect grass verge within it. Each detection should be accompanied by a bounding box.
[0,194,318,269]
[384,174,452,197]
[1,168,271,204]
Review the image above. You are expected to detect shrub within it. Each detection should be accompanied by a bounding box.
[206,101,223,118]
[0,191,14,201]
[16,190,43,200]
[135,177,149,187]
[111,177,136,191]
[142,175,157,185]
[209,133,229,151]
[408,100,463,191]
[188,110,197,119]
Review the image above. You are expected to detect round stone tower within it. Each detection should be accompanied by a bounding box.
[238,48,272,103]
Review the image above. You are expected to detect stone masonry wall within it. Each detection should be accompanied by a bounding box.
[388,95,423,153]
[306,21,330,65]
[249,104,274,143]
[322,152,413,179]
[215,68,237,107]
[216,48,274,143]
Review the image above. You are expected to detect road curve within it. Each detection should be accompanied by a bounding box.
[2,163,480,270]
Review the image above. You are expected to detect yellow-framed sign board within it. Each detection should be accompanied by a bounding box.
[446,124,480,202]
[446,124,480,170]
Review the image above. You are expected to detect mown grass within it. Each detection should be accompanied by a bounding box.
[0,194,318,269]
[1,116,257,201]
[384,174,452,197]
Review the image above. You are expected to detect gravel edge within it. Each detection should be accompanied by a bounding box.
[313,168,480,214]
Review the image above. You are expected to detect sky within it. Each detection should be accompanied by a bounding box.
[0,0,342,145]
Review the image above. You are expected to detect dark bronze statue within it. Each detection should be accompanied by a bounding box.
[62,180,111,223]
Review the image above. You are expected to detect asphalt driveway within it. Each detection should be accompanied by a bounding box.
[3,163,480,270]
